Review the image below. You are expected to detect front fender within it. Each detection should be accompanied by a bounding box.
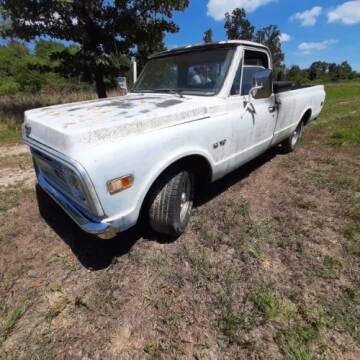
[79,129,216,231]
[137,147,214,206]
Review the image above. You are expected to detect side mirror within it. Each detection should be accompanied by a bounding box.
[249,84,263,98]
[249,69,272,100]
[117,76,128,95]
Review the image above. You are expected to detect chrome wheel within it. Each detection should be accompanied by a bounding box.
[291,121,303,148]
[291,128,300,147]
[281,120,304,153]
[149,170,195,236]
[179,176,193,223]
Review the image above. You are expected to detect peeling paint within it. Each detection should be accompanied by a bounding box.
[24,93,226,154]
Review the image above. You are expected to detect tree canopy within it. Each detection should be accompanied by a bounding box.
[284,61,356,84]
[307,61,355,81]
[224,8,284,69]
[203,28,213,43]
[0,0,189,98]
[224,8,254,41]
[0,40,74,95]
[255,25,283,68]
[0,3,357,98]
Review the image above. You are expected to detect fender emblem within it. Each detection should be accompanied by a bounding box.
[213,139,227,149]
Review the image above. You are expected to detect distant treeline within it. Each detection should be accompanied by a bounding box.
[0,40,130,96]
[0,40,358,96]
[0,40,78,95]
[279,61,358,84]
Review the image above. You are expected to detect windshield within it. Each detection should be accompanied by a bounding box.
[133,48,235,96]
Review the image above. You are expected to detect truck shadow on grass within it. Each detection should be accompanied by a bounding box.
[36,146,281,271]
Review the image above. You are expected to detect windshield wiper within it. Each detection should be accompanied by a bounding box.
[131,88,184,98]
[131,88,154,93]
[153,88,184,98]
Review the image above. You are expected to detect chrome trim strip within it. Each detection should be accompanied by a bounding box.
[23,135,104,217]
[38,173,110,235]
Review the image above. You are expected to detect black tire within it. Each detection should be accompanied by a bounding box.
[281,120,304,153]
[149,170,194,236]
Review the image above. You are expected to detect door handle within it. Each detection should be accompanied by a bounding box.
[268,106,276,113]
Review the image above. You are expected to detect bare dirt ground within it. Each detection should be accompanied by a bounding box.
[0,89,359,359]
[0,144,29,158]
[0,146,34,187]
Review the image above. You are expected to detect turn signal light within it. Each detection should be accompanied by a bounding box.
[107,175,134,194]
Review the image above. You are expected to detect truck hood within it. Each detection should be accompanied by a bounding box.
[24,93,219,156]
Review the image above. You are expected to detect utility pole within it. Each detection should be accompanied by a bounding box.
[132,60,137,84]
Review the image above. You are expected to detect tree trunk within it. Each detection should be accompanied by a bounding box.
[95,68,107,98]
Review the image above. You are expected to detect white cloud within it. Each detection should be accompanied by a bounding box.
[71,17,78,25]
[207,0,274,21]
[279,33,291,43]
[168,44,182,49]
[290,6,322,26]
[298,40,338,54]
[328,0,360,25]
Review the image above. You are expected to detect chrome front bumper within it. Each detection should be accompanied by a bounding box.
[38,173,115,238]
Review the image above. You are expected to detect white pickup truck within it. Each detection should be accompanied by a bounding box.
[23,40,325,238]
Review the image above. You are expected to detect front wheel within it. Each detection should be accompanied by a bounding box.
[281,120,304,153]
[149,170,194,236]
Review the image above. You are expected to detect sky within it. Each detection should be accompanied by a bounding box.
[165,0,360,70]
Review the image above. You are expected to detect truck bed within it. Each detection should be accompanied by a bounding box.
[273,81,313,94]
[271,83,325,146]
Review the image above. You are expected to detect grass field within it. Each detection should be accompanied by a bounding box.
[0,83,359,359]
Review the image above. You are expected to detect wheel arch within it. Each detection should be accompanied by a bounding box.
[300,108,312,126]
[138,153,213,220]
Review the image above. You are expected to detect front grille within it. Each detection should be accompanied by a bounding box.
[33,149,70,193]
[32,149,88,209]
[54,168,66,183]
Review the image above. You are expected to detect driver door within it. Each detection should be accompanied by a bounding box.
[229,49,277,170]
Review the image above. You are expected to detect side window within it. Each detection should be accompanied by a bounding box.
[240,50,269,96]
[241,66,265,95]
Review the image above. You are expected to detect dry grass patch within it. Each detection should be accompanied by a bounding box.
[0,83,359,358]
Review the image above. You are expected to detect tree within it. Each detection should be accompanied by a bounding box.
[224,8,254,41]
[34,39,67,62]
[309,61,328,80]
[203,28,213,43]
[256,25,284,69]
[336,61,354,80]
[0,0,189,98]
[286,65,307,84]
[0,40,28,94]
[0,40,82,94]
[328,62,338,77]
[0,40,48,93]
[32,40,70,79]
[224,8,284,70]
[136,31,166,74]
[274,63,286,81]
[284,61,356,83]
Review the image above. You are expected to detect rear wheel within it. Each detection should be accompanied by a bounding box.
[281,120,303,153]
[149,170,194,236]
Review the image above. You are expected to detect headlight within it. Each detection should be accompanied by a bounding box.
[63,167,86,202]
